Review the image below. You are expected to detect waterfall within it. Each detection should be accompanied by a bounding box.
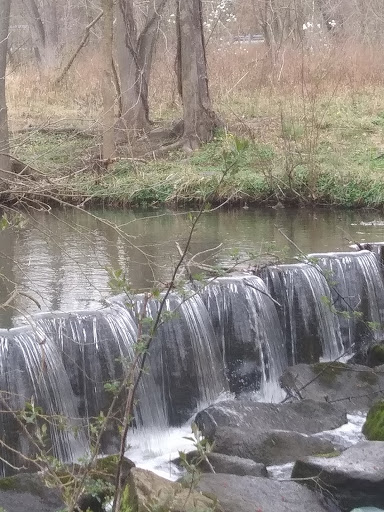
[261,263,343,364]
[0,325,87,476]
[0,292,229,474]
[1,247,384,474]
[110,293,229,426]
[308,250,384,349]
[360,242,384,267]
[200,276,287,401]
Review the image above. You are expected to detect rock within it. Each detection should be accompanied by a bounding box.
[0,473,64,512]
[368,345,384,367]
[195,398,347,438]
[280,363,384,412]
[176,451,268,477]
[197,473,329,512]
[362,400,384,440]
[291,441,384,511]
[92,454,134,485]
[0,455,134,512]
[76,454,134,511]
[348,343,384,367]
[209,427,336,465]
[351,508,384,512]
[126,467,223,512]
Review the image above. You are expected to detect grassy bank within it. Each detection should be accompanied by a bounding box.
[12,94,384,208]
[8,44,384,208]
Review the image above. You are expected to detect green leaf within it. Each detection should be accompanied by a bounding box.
[0,215,9,231]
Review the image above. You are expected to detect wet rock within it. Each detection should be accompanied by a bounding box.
[209,427,336,465]
[291,441,384,512]
[351,508,384,512]
[195,398,347,439]
[0,473,64,512]
[194,399,344,465]
[126,467,223,512]
[175,451,268,477]
[197,473,329,512]
[75,455,134,511]
[92,454,134,485]
[280,363,384,412]
[363,400,384,440]
[348,342,384,367]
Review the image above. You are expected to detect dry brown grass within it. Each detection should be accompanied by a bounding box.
[6,39,384,146]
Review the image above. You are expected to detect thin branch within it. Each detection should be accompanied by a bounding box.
[55,10,104,85]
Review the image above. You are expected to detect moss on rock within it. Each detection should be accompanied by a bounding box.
[368,344,384,367]
[357,370,379,385]
[0,477,17,491]
[312,362,348,386]
[314,451,341,458]
[363,400,384,441]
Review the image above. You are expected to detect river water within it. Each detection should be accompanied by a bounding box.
[1,206,384,327]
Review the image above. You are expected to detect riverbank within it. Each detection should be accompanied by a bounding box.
[12,121,384,209]
[8,46,384,209]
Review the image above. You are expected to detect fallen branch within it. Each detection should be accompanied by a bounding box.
[55,10,103,85]
[244,278,282,308]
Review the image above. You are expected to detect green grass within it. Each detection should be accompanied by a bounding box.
[10,88,384,208]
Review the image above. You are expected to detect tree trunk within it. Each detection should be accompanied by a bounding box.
[115,0,166,140]
[0,0,11,192]
[44,0,59,66]
[101,0,115,160]
[137,0,167,89]
[25,0,46,66]
[176,0,218,151]
[24,0,59,69]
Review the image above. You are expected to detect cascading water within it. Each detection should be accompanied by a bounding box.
[1,246,384,476]
[360,242,384,267]
[111,293,229,426]
[261,263,343,364]
[0,325,88,476]
[0,291,230,475]
[200,276,287,401]
[308,250,384,349]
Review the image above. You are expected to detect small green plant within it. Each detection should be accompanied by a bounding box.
[179,423,216,480]
[281,120,304,141]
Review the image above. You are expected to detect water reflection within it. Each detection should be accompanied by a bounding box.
[0,206,384,327]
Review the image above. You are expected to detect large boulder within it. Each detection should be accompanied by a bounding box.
[0,473,64,512]
[194,399,345,465]
[197,473,329,512]
[209,427,336,465]
[0,455,134,512]
[126,467,223,512]
[292,441,384,511]
[195,398,347,438]
[348,342,384,368]
[280,363,384,412]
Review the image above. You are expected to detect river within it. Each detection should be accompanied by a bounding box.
[1,206,384,327]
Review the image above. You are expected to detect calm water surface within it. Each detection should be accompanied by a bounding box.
[1,206,384,327]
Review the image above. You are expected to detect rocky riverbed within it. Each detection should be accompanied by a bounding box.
[1,361,384,512]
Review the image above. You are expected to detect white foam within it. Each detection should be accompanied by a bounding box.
[126,424,195,481]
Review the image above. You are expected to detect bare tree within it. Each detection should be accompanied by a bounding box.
[115,0,167,141]
[0,0,11,190]
[23,0,59,68]
[101,0,115,160]
[176,0,219,151]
